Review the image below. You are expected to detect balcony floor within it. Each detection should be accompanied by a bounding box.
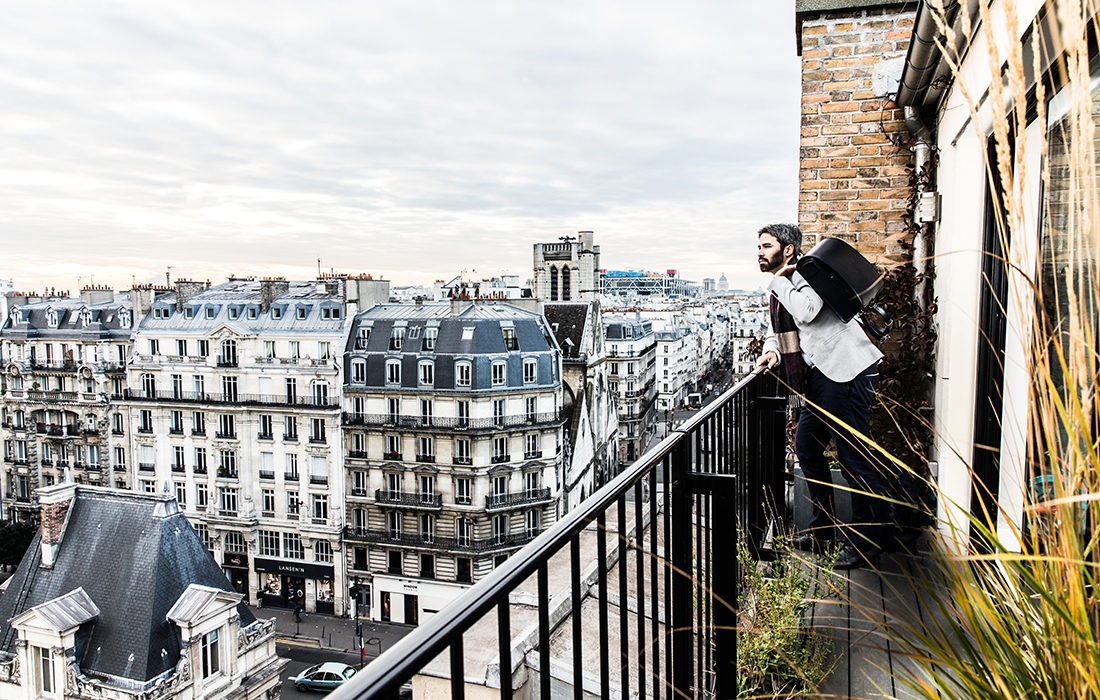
[803,548,939,700]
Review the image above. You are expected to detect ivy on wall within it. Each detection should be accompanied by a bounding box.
[868,157,938,525]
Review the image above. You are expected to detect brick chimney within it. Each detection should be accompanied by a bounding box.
[260,278,290,313]
[38,483,77,568]
[174,280,207,312]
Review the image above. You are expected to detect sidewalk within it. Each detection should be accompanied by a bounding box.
[247,604,413,656]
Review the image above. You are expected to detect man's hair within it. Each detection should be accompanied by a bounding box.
[757,223,802,256]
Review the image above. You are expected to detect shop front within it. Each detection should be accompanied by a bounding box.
[254,558,335,615]
[371,574,467,625]
[223,552,249,596]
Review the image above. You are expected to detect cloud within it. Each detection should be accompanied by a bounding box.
[0,0,799,292]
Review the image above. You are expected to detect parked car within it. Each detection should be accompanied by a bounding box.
[290,662,357,692]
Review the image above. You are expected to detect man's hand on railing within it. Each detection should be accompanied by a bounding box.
[755,351,778,371]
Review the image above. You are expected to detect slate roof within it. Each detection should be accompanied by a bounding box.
[344,303,561,392]
[1,294,134,341]
[138,280,347,336]
[0,486,254,683]
[543,303,590,360]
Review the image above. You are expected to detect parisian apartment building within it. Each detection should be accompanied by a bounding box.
[341,301,565,625]
[115,276,387,619]
[602,314,657,462]
[0,286,154,522]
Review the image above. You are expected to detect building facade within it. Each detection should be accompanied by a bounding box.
[1,287,142,522]
[118,278,379,617]
[341,302,565,624]
[603,314,657,462]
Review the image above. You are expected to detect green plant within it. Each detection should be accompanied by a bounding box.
[856,2,1100,699]
[736,538,836,698]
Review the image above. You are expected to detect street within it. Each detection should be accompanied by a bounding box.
[247,603,413,700]
[277,642,364,700]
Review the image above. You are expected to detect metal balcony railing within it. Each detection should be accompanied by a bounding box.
[341,410,566,432]
[374,490,443,509]
[343,527,538,554]
[327,369,786,700]
[122,388,337,408]
[484,488,552,511]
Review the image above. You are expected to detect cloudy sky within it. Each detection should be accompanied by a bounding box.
[1,1,800,295]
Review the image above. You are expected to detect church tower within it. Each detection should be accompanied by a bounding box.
[533,231,601,301]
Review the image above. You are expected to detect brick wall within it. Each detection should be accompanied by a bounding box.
[41,497,71,545]
[799,8,916,266]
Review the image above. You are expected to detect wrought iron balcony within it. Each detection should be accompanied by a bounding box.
[343,526,537,553]
[484,488,551,511]
[374,490,443,509]
[122,388,338,408]
[341,410,567,432]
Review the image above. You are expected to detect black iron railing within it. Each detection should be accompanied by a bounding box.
[329,369,786,700]
[341,410,566,431]
[122,388,337,408]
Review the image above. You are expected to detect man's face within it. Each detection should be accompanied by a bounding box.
[757,233,789,273]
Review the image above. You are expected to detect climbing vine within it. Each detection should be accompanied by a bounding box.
[869,156,938,492]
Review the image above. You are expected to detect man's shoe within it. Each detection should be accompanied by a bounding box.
[833,543,880,570]
[791,533,834,553]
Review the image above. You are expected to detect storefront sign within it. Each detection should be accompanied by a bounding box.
[253,557,333,580]
[223,552,249,568]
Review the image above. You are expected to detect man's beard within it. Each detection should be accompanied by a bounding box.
[758,250,784,273]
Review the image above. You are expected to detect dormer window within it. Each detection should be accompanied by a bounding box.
[184,307,194,319]
[246,307,257,319]
[296,306,307,320]
[46,309,58,327]
[228,307,239,320]
[355,327,371,349]
[390,327,404,351]
[424,327,438,351]
[120,309,132,328]
[272,306,283,319]
[502,326,517,351]
[80,311,92,326]
[205,307,216,320]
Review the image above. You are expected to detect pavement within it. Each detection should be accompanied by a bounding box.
[248,604,413,657]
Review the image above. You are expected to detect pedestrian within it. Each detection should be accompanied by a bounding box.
[754,223,894,569]
[294,604,303,623]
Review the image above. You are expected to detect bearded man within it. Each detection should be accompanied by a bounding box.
[754,223,889,569]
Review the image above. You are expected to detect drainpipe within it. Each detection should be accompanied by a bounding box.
[904,105,935,308]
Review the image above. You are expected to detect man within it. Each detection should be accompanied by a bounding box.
[754,223,889,569]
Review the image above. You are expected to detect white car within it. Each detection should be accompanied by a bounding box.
[289,662,357,692]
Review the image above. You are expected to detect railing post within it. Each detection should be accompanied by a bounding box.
[711,476,737,700]
[669,441,694,699]
[745,374,787,559]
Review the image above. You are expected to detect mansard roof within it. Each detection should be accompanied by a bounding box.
[0,486,254,683]
[137,279,347,336]
[1,295,133,341]
[348,302,559,357]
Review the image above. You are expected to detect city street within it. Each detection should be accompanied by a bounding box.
[248,604,413,699]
